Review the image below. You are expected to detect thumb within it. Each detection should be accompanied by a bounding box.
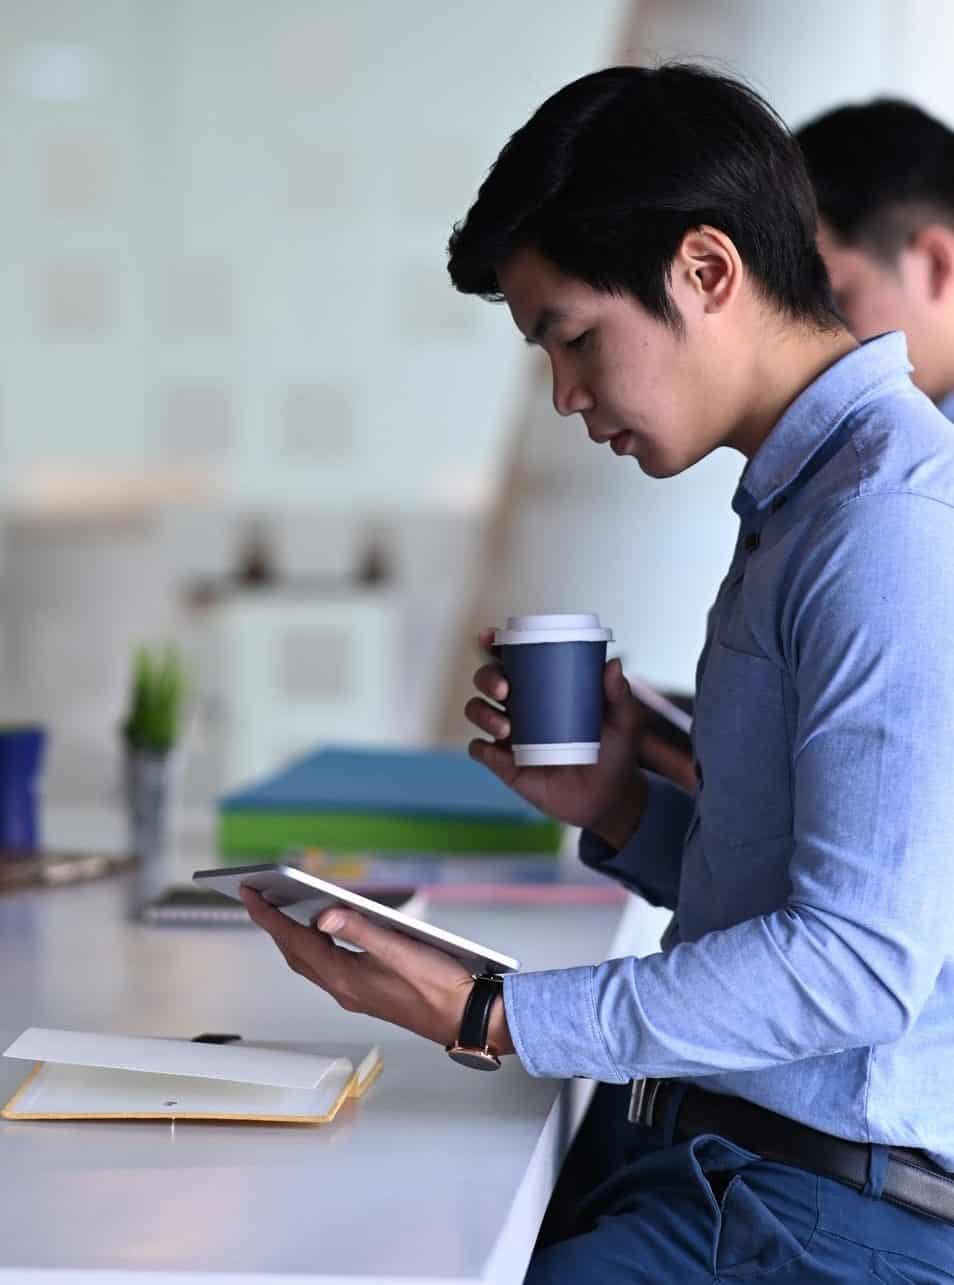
[317,908,400,962]
[604,657,631,702]
[478,626,500,660]
[604,658,636,729]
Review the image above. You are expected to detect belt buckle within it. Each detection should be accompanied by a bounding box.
[628,1077,664,1127]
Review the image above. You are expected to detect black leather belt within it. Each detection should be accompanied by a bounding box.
[629,1077,954,1224]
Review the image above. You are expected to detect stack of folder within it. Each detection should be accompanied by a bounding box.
[217,746,563,877]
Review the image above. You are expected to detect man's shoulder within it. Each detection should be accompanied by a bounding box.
[775,389,954,589]
[781,387,954,543]
[850,385,954,508]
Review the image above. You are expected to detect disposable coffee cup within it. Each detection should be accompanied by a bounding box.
[493,613,613,766]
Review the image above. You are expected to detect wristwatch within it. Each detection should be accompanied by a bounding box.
[446,973,504,1070]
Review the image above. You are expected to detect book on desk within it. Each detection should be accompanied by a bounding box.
[2,1028,381,1125]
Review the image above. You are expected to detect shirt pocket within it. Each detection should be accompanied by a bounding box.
[695,640,793,847]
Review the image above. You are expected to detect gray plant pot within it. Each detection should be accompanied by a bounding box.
[123,747,176,912]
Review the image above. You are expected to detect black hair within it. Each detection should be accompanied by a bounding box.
[447,64,838,331]
[797,98,954,262]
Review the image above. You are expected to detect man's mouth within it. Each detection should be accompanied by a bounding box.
[609,430,636,454]
[586,424,638,455]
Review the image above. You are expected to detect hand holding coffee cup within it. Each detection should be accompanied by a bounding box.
[493,613,612,765]
[466,613,648,846]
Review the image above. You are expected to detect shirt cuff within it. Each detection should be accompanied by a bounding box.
[503,965,628,1082]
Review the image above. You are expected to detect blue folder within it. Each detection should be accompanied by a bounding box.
[220,745,550,822]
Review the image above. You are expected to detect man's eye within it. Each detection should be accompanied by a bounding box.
[565,331,590,351]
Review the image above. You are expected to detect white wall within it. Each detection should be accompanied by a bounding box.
[0,0,625,511]
[628,0,954,130]
[0,0,629,807]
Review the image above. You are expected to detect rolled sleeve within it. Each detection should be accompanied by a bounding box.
[503,965,628,1081]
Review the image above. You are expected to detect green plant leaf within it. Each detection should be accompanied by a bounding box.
[121,643,188,753]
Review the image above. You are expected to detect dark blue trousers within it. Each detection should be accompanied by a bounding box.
[528,1086,954,1283]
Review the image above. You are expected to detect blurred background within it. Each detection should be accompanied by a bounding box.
[0,0,950,852]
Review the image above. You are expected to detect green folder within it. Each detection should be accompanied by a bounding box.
[218,746,563,860]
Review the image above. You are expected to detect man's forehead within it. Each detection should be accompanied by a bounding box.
[815,216,840,257]
[498,246,566,294]
[816,221,881,280]
[496,248,592,332]
[819,216,901,267]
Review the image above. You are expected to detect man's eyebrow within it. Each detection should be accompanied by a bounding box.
[523,307,565,346]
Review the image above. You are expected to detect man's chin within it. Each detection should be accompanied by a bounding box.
[633,448,683,479]
[606,429,690,479]
[638,461,679,479]
[635,435,708,479]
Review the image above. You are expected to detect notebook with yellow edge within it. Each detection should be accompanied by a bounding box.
[1,1027,381,1124]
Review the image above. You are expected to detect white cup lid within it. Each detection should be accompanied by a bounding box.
[494,612,613,646]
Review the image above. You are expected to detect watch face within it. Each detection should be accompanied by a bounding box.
[447,1045,502,1072]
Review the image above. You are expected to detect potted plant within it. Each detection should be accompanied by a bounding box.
[121,645,188,903]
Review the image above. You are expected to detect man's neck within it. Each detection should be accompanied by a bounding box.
[728,324,858,460]
[929,359,954,411]
[935,385,954,420]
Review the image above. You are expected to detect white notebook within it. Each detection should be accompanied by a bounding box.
[2,1027,381,1124]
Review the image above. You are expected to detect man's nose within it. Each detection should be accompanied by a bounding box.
[551,369,594,417]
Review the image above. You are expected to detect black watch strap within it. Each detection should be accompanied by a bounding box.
[446,973,503,1071]
[460,974,503,1047]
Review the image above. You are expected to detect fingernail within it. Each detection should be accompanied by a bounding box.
[497,719,510,738]
[321,912,344,934]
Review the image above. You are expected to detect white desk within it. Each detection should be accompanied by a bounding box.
[0,867,668,1283]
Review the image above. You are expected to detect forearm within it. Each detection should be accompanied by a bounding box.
[488,992,515,1056]
[579,771,694,910]
[588,769,649,849]
[504,895,942,1082]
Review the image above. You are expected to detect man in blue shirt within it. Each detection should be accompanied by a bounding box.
[241,66,954,1281]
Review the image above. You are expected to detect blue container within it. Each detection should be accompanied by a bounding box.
[493,614,613,766]
[0,726,46,854]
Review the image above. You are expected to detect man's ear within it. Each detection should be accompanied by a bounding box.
[910,224,954,303]
[673,224,742,314]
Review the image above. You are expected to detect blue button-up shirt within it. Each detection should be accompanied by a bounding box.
[503,332,954,1170]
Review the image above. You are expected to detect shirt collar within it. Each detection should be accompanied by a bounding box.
[937,388,954,423]
[732,331,913,515]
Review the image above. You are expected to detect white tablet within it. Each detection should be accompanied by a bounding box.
[626,676,693,735]
[193,863,520,976]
